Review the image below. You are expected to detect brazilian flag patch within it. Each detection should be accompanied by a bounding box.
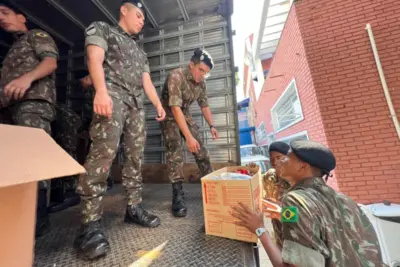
[35,32,48,38]
[281,206,298,223]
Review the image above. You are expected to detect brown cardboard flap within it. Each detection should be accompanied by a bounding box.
[0,124,86,188]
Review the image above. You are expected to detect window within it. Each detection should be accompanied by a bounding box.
[255,122,268,143]
[271,79,304,132]
[278,131,309,144]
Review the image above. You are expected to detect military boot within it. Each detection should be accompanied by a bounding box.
[73,220,110,260]
[172,181,187,217]
[124,204,160,228]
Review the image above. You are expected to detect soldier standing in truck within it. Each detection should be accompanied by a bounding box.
[0,2,58,237]
[160,48,219,218]
[73,0,166,260]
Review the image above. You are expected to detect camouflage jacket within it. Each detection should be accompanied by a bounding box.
[0,29,58,108]
[84,21,150,109]
[161,67,209,124]
[280,177,386,267]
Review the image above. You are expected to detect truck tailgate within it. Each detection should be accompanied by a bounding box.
[34,184,257,267]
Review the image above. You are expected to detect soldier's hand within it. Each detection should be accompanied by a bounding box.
[210,127,219,140]
[4,74,33,100]
[187,136,201,154]
[155,104,166,122]
[94,92,113,119]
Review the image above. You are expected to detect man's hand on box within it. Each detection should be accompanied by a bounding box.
[230,202,265,234]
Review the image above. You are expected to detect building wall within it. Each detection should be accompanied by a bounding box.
[295,0,400,203]
[254,7,338,189]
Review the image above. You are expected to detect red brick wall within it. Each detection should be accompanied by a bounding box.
[295,0,400,203]
[254,7,339,190]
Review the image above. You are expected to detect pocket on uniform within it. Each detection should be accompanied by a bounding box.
[117,42,133,68]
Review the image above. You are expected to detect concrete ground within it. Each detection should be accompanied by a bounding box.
[258,218,274,267]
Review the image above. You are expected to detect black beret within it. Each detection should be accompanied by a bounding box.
[192,48,214,70]
[0,2,23,15]
[121,0,145,16]
[290,140,336,173]
[269,141,290,155]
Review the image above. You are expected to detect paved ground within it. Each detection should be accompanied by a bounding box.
[258,219,273,267]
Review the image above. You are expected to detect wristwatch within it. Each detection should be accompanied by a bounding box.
[255,227,267,238]
[209,125,215,129]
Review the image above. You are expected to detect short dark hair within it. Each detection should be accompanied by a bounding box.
[0,2,24,15]
[191,48,214,70]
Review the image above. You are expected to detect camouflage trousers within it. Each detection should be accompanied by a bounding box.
[0,100,55,191]
[76,97,146,224]
[161,120,213,183]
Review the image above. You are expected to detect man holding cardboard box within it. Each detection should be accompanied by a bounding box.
[160,48,219,218]
[0,2,59,237]
[232,140,385,267]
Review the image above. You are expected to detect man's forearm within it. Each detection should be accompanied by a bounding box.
[25,57,57,82]
[202,106,214,126]
[87,58,107,95]
[171,106,193,140]
[259,233,290,267]
[143,73,162,108]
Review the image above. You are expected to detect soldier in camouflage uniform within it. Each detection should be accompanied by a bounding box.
[0,3,58,237]
[49,103,82,211]
[232,140,386,267]
[160,49,219,217]
[73,0,166,260]
[263,141,291,249]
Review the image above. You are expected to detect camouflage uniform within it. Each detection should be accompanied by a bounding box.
[0,29,58,131]
[281,177,386,267]
[53,103,82,192]
[160,68,213,182]
[77,22,150,224]
[0,29,58,236]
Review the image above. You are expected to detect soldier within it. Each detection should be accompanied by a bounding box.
[160,48,219,218]
[73,0,166,260]
[0,3,58,237]
[50,103,82,212]
[263,141,291,249]
[231,140,386,267]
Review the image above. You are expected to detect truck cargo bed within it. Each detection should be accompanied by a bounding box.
[34,184,257,267]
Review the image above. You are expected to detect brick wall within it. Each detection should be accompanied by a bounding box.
[254,7,338,190]
[295,0,400,203]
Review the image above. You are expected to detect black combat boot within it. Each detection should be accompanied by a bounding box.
[124,204,160,228]
[172,181,187,217]
[74,220,110,260]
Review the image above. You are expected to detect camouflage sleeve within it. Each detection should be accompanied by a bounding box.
[167,72,183,107]
[84,22,109,52]
[280,191,326,267]
[197,83,209,108]
[29,30,59,60]
[143,57,150,73]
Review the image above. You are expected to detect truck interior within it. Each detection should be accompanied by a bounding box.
[0,0,259,266]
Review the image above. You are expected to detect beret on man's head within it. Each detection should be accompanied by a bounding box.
[192,48,214,70]
[268,141,290,155]
[290,140,336,174]
[0,2,23,14]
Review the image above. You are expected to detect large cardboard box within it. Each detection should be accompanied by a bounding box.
[0,125,86,267]
[201,165,262,243]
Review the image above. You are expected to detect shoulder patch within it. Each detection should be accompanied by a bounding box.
[35,31,49,38]
[281,206,298,223]
[86,25,96,36]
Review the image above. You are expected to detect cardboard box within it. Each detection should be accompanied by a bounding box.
[201,165,262,243]
[0,125,86,267]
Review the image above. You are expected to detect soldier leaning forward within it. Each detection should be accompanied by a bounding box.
[0,3,58,237]
[160,48,220,218]
[232,140,387,267]
[73,0,166,261]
